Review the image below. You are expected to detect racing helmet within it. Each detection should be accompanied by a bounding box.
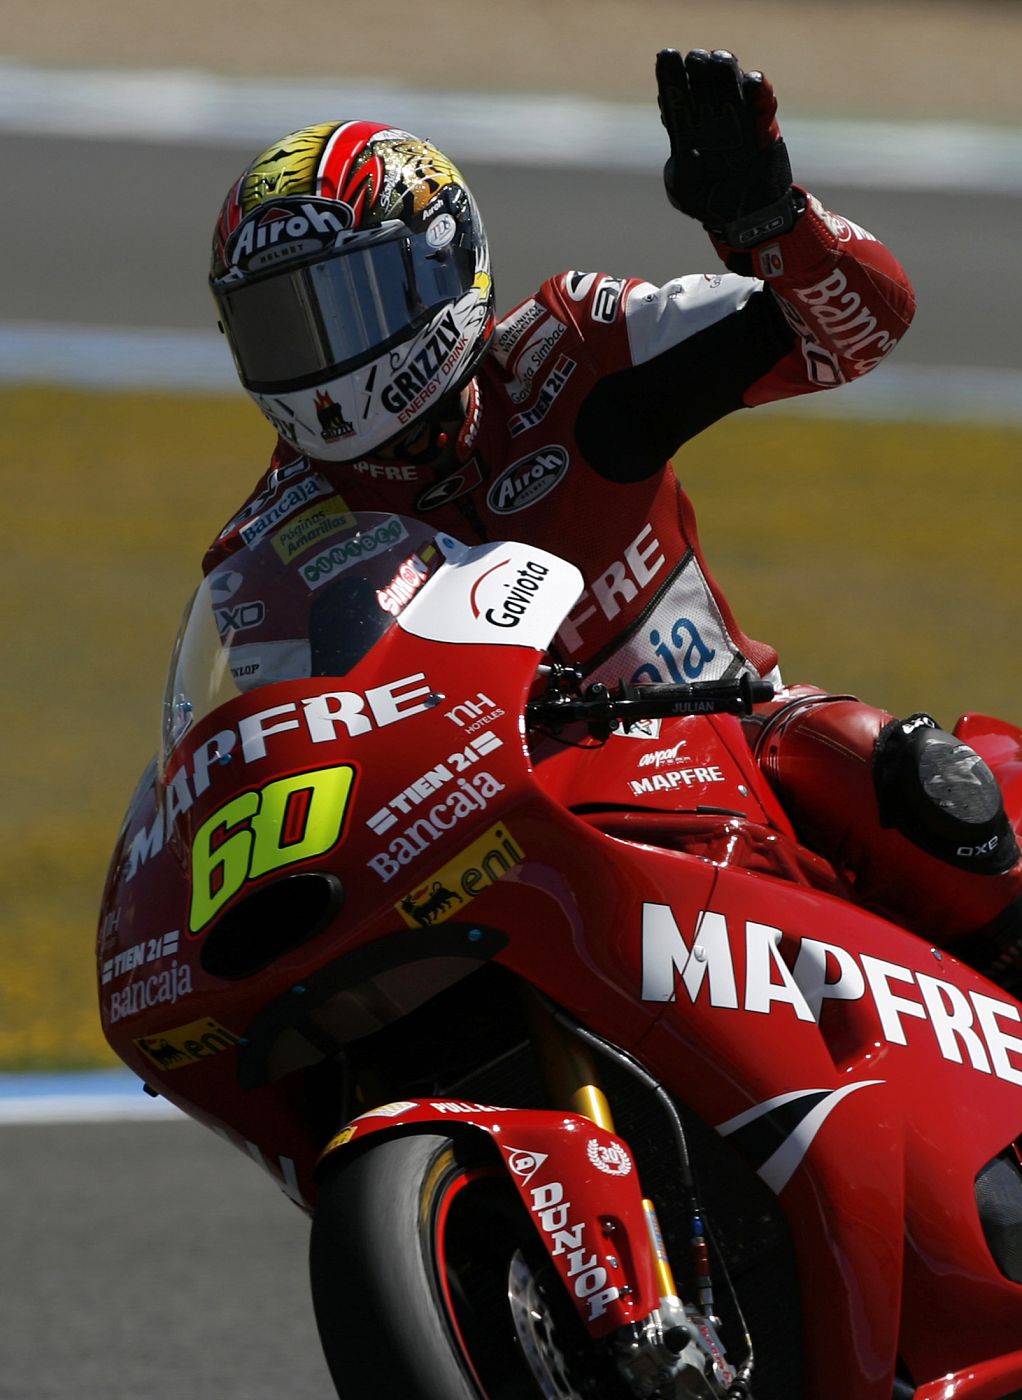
[210,121,495,460]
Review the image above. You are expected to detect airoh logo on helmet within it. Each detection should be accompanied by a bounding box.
[226,197,355,272]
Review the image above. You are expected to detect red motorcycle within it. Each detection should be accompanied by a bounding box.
[98,508,1022,1400]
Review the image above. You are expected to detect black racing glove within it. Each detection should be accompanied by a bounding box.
[656,47,803,250]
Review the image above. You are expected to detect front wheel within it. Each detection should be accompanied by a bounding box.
[309,1131,629,1400]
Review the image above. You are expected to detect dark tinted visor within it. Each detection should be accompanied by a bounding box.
[213,230,475,392]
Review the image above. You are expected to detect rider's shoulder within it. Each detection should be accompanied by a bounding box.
[490,272,638,374]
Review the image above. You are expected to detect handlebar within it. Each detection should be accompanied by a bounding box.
[526,668,775,738]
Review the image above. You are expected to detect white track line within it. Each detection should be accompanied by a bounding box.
[3,59,1022,193]
[0,1071,184,1124]
[2,321,1020,423]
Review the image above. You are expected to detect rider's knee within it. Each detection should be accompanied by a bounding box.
[873,712,1020,875]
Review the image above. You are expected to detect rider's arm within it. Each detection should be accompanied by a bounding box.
[569,49,915,480]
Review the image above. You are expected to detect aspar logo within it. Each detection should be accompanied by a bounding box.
[487,446,569,513]
[638,741,686,768]
[470,557,551,629]
[124,675,435,881]
[641,903,1022,1090]
[228,198,355,270]
[528,1179,620,1322]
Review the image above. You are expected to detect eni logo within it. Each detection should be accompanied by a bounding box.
[134,1018,239,1072]
[396,823,524,928]
[189,765,355,932]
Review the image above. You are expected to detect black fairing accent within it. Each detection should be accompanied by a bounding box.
[976,1149,1022,1284]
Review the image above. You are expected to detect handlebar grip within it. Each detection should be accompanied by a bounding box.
[616,673,774,710]
[747,677,776,705]
[525,671,776,734]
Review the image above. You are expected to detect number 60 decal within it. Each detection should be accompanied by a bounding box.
[189,765,355,933]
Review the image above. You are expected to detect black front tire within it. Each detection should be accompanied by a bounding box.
[309,1130,625,1400]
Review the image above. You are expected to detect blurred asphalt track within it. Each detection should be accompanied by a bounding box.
[3,63,1022,1400]
[1,1110,335,1399]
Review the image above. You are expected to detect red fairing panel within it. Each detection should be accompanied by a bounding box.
[632,863,1022,1400]
[913,1353,1022,1400]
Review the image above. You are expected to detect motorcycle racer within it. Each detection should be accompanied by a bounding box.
[204,49,1022,980]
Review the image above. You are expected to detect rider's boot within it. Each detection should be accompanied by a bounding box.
[747,688,1022,992]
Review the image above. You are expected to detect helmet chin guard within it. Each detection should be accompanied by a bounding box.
[246,291,490,461]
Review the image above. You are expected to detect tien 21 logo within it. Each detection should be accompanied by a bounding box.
[189,764,356,933]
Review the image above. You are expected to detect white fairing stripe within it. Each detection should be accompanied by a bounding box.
[399,539,584,650]
[717,1081,885,1195]
[624,275,761,367]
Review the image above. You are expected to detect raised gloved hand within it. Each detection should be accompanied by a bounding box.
[656,47,802,250]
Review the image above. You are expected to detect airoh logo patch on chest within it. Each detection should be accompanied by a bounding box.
[486,446,569,514]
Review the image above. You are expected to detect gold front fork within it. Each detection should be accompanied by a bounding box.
[523,988,680,1303]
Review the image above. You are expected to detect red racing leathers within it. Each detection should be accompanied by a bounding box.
[204,188,1022,949]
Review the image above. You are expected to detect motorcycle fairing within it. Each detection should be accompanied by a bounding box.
[913,1350,1022,1400]
[315,1098,661,1337]
[955,712,1022,831]
[629,863,1022,1398]
[98,513,1022,1399]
